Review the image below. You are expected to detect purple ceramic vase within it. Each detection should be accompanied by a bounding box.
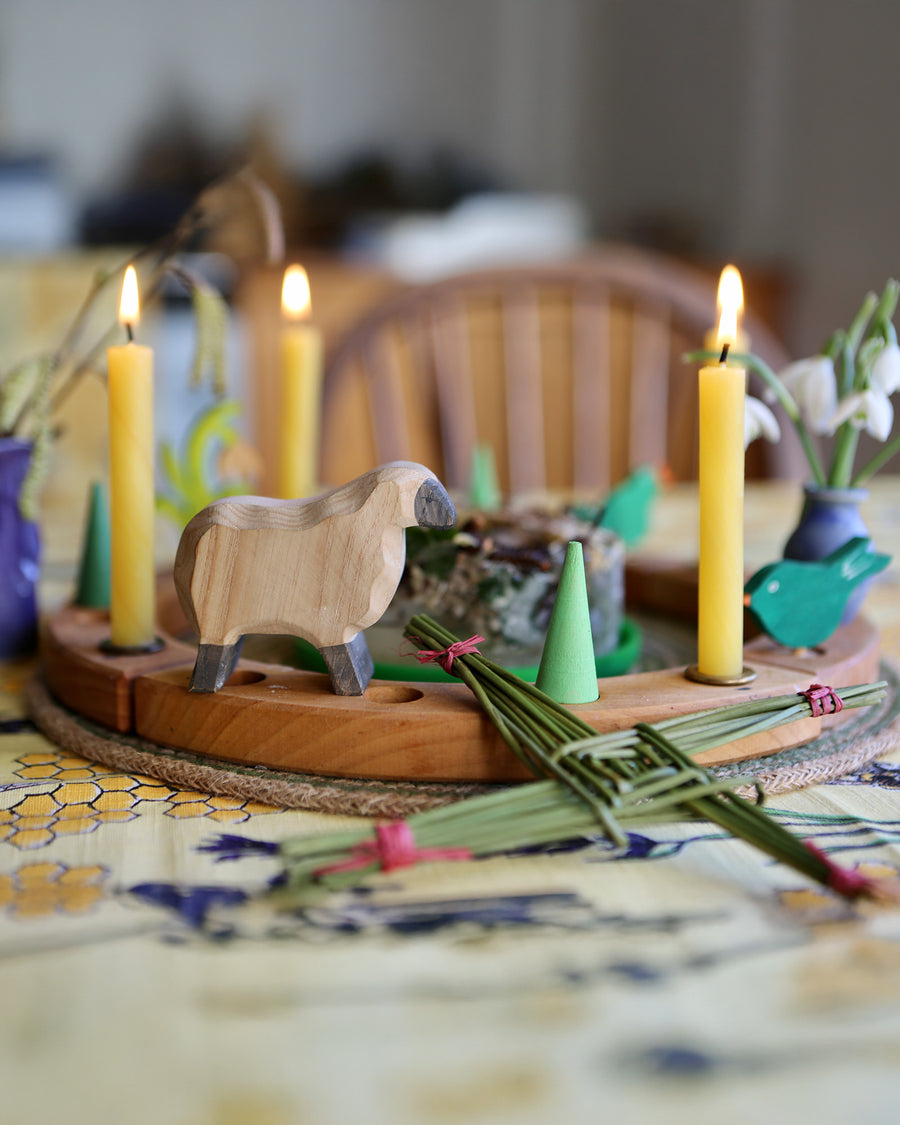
[0,438,40,657]
[783,484,871,623]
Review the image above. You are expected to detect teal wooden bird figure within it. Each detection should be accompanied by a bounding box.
[743,537,891,649]
[571,465,659,546]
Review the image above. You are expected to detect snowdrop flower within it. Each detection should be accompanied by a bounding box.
[694,280,900,487]
[871,341,900,396]
[744,395,781,448]
[826,388,894,442]
[775,356,838,434]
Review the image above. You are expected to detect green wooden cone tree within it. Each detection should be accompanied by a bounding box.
[75,480,111,608]
[536,540,599,704]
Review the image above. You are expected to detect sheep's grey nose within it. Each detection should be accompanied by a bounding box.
[414,478,456,529]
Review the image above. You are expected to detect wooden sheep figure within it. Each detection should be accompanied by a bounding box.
[174,462,456,695]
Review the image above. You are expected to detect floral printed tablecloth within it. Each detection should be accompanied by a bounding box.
[3,480,900,1125]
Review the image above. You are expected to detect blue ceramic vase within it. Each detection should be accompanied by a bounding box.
[0,438,40,658]
[783,483,871,623]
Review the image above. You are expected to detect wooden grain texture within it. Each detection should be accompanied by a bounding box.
[132,615,878,782]
[235,257,397,497]
[40,537,882,782]
[625,559,701,622]
[572,286,610,491]
[174,462,454,651]
[431,293,478,488]
[321,247,795,492]
[629,301,670,471]
[365,328,413,465]
[40,609,191,732]
[39,595,879,782]
[503,283,545,494]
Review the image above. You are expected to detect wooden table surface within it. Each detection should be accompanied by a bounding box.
[3,477,900,1125]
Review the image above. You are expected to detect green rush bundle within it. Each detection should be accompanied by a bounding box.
[203,615,892,903]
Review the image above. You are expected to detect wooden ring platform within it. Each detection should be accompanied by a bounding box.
[24,657,900,816]
[36,560,882,785]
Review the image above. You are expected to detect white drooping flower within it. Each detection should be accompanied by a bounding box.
[826,388,894,442]
[775,356,838,434]
[744,395,781,448]
[871,341,900,396]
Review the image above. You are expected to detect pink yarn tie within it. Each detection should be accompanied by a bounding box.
[802,841,877,899]
[314,821,472,878]
[802,683,844,717]
[414,634,485,675]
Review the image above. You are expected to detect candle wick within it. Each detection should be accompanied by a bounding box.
[719,342,730,364]
[125,323,134,344]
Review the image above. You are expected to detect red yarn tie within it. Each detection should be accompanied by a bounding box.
[802,683,844,717]
[802,841,879,899]
[414,634,485,675]
[314,821,472,878]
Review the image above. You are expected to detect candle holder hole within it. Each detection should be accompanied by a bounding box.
[224,669,268,688]
[365,685,424,705]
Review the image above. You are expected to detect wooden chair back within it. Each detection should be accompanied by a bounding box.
[320,246,793,493]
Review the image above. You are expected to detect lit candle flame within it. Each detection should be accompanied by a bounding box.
[282,265,311,320]
[715,264,744,349]
[118,266,141,330]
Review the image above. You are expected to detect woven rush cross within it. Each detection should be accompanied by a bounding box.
[205,616,893,903]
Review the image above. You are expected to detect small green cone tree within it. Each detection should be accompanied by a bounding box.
[75,481,111,608]
[536,540,598,704]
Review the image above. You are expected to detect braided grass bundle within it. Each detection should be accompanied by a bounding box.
[205,615,892,903]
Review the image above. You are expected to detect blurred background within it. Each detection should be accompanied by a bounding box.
[2,0,897,350]
[1,0,898,524]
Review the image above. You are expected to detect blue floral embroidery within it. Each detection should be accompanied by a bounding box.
[0,717,34,734]
[302,893,596,934]
[129,882,248,928]
[636,1045,719,1076]
[832,761,900,789]
[197,834,280,861]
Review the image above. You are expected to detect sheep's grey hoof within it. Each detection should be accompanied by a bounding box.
[321,633,374,695]
[190,639,244,693]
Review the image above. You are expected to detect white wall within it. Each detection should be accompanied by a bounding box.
[2,0,899,353]
[0,0,573,193]
[587,0,900,352]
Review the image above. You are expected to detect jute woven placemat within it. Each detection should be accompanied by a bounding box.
[24,657,900,817]
[712,656,900,795]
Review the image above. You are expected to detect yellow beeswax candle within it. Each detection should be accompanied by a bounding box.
[277,265,323,498]
[697,265,746,679]
[107,266,156,649]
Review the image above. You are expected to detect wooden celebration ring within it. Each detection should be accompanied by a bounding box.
[37,559,880,784]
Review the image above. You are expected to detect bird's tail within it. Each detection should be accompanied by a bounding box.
[833,536,892,583]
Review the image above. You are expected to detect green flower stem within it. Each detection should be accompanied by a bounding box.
[856,336,885,389]
[830,281,900,486]
[871,280,900,335]
[853,430,900,485]
[838,336,855,399]
[737,352,828,486]
[684,349,827,486]
[845,291,879,356]
[828,424,861,488]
